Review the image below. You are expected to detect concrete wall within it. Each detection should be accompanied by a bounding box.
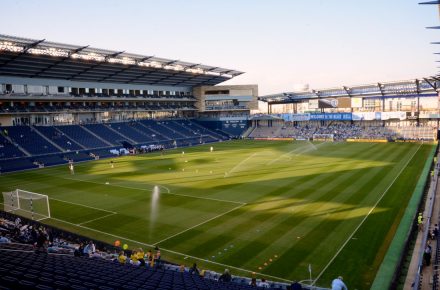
[193,84,258,112]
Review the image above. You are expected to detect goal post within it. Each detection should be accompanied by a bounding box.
[1,189,51,221]
[312,133,334,142]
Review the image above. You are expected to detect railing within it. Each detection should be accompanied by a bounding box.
[412,151,440,290]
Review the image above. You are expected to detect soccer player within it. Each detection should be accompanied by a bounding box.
[210,146,213,152]
[110,160,114,169]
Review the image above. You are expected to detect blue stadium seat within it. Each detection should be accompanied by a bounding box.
[56,125,109,149]
[2,126,61,155]
[0,133,25,159]
[83,124,131,146]
[35,126,83,151]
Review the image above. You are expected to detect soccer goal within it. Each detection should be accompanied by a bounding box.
[1,189,51,221]
[312,133,334,142]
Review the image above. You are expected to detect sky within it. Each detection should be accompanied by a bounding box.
[1,0,439,95]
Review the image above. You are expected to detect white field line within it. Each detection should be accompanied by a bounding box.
[227,151,274,175]
[266,142,324,165]
[77,212,117,226]
[50,197,117,214]
[311,143,422,286]
[48,216,291,283]
[41,174,244,205]
[307,140,318,151]
[154,203,247,245]
[226,152,259,175]
[292,141,328,157]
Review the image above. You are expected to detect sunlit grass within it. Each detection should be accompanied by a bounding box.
[0,140,432,289]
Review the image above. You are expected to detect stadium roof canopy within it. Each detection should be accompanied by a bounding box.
[259,78,439,104]
[0,35,244,87]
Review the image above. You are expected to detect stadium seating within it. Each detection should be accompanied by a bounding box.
[0,249,288,290]
[0,119,229,173]
[2,126,61,155]
[83,124,131,146]
[0,157,38,173]
[56,125,109,149]
[109,122,155,144]
[179,120,229,141]
[63,151,94,162]
[141,120,185,140]
[0,133,25,159]
[34,154,68,167]
[35,126,83,151]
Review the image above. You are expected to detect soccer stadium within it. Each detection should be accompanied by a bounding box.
[1,1,440,290]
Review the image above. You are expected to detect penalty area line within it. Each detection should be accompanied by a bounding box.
[50,197,117,214]
[47,216,290,283]
[153,203,247,245]
[41,174,244,205]
[77,212,117,226]
[311,143,422,286]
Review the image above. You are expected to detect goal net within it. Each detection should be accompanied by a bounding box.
[1,189,51,221]
[312,133,334,141]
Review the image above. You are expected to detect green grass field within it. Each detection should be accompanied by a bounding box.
[0,140,434,289]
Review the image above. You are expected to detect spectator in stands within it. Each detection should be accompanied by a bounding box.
[331,276,348,290]
[74,242,84,257]
[118,251,127,264]
[130,250,140,266]
[434,224,439,238]
[149,253,155,268]
[179,264,185,272]
[137,248,145,266]
[83,240,95,257]
[219,269,232,282]
[257,278,270,288]
[35,229,48,253]
[14,217,21,228]
[424,242,432,266]
[291,280,302,290]
[249,277,257,287]
[418,213,424,232]
[189,262,200,275]
[155,246,161,261]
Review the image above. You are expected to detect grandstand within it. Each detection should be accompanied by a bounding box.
[0,35,258,173]
[254,79,440,142]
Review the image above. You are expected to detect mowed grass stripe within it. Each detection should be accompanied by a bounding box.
[259,144,418,279]
[183,143,381,209]
[158,143,386,256]
[159,143,394,262]
[248,144,410,273]
[232,143,407,271]
[157,143,383,254]
[0,141,430,289]
[316,144,432,289]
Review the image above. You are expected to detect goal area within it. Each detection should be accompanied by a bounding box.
[312,133,334,141]
[1,189,51,221]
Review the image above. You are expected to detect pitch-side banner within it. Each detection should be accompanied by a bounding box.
[352,112,377,121]
[291,113,310,121]
[309,113,352,121]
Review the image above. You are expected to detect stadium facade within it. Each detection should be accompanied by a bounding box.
[256,79,440,140]
[0,35,257,133]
